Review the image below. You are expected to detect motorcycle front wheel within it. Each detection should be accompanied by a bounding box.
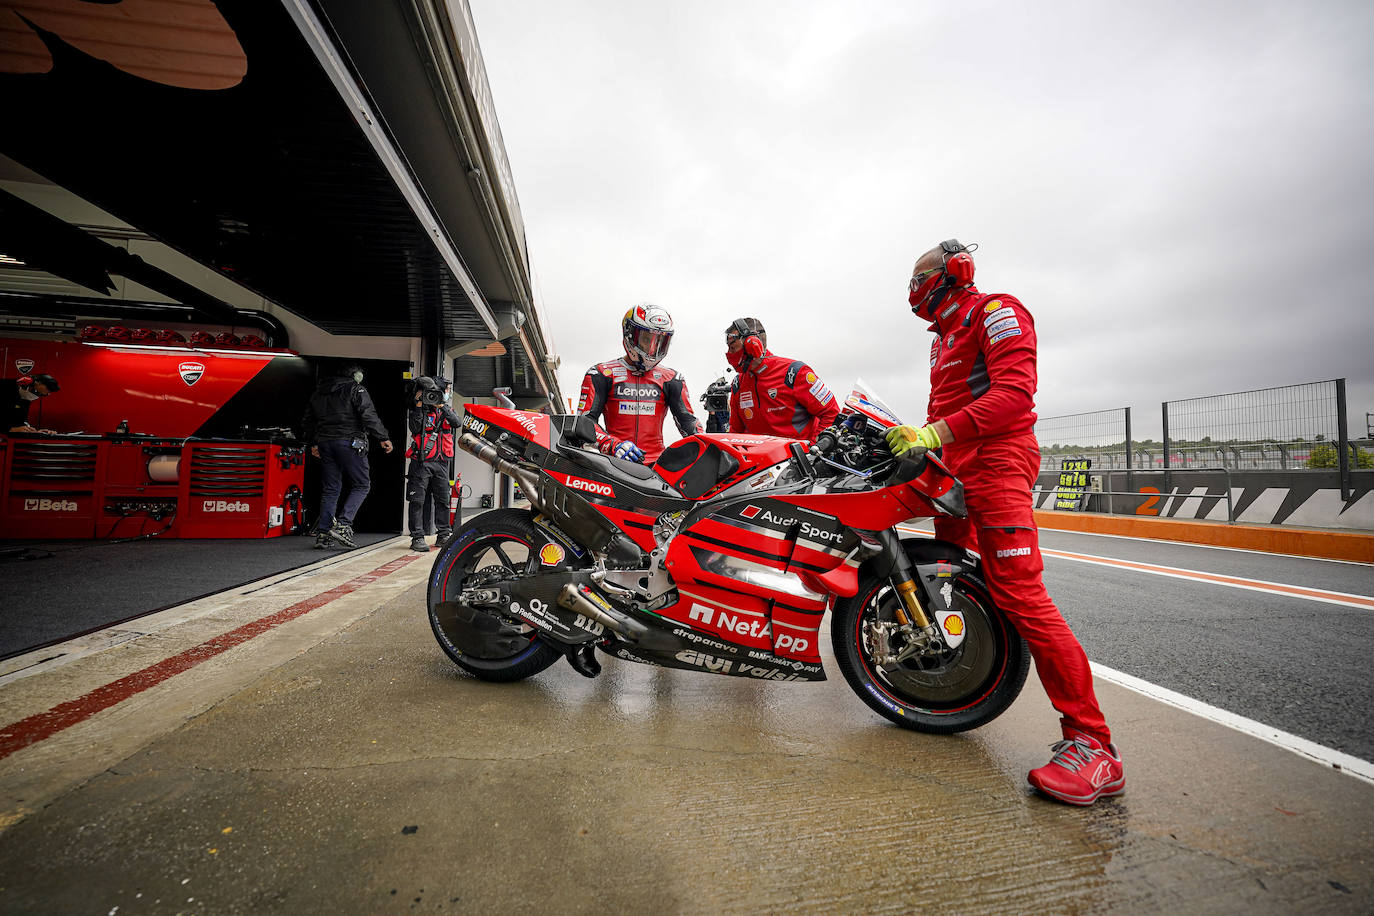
[832,567,1029,733]
[427,508,565,682]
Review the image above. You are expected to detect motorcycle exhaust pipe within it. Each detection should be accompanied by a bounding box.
[458,432,547,514]
[557,583,652,645]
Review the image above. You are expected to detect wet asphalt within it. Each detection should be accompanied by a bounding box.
[0,542,1371,914]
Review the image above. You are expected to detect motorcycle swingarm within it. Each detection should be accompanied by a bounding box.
[445,570,608,648]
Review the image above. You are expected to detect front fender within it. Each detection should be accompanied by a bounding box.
[883,532,981,618]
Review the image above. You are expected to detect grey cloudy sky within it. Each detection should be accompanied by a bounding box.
[471,0,1374,443]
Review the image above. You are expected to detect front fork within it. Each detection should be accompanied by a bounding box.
[870,530,947,667]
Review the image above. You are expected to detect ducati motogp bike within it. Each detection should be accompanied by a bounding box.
[427,384,1029,733]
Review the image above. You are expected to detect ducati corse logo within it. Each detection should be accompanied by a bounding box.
[179,361,205,386]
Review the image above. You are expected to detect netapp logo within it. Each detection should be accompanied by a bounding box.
[24,498,77,512]
[567,476,614,498]
[203,500,251,513]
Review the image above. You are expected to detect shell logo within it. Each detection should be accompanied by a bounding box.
[983,299,1003,312]
[942,614,965,637]
[539,543,565,566]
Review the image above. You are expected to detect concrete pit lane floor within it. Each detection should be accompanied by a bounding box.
[0,540,1371,914]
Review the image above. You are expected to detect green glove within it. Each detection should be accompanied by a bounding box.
[886,423,941,456]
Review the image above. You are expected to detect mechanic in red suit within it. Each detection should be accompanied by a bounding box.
[577,304,699,465]
[725,317,839,443]
[887,239,1122,806]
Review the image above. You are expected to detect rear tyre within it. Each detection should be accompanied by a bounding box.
[832,564,1029,734]
[427,508,564,682]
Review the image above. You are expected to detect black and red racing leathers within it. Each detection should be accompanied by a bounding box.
[925,285,1110,746]
[577,358,699,465]
[728,351,840,443]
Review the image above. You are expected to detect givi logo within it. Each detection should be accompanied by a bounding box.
[179,361,205,386]
[24,498,78,512]
[567,476,614,498]
[203,500,250,513]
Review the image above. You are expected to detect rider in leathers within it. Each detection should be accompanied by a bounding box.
[888,239,1123,807]
[578,304,699,465]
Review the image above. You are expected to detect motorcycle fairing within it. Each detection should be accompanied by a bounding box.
[654,432,800,498]
[465,402,552,450]
[606,643,825,682]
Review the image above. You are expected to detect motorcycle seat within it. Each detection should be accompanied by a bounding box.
[549,415,681,498]
[553,441,681,499]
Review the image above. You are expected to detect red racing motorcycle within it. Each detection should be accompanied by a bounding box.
[428,385,1029,732]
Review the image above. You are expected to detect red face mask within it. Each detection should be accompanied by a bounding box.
[908,267,949,319]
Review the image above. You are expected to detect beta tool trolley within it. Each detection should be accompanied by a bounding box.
[0,434,306,540]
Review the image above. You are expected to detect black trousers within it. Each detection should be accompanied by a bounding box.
[407,459,451,536]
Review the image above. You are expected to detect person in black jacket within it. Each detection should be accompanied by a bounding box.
[2,373,61,434]
[301,364,393,548]
[406,376,462,552]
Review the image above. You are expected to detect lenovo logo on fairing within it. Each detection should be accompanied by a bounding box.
[24,498,77,512]
[203,500,250,513]
[567,476,614,498]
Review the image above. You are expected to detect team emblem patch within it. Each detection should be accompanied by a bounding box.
[767,388,777,398]
[15,358,34,374]
[178,361,205,386]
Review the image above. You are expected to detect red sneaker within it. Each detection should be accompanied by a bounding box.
[1027,730,1125,806]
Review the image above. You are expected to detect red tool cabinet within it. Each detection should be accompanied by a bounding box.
[0,434,306,540]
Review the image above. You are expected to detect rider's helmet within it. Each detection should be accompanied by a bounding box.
[622,303,675,371]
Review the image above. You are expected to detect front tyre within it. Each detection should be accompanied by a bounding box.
[427,508,564,682]
[832,565,1029,733]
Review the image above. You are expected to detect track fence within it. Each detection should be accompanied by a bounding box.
[1035,377,1366,511]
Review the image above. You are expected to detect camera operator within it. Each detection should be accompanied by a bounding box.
[407,376,462,552]
[700,375,732,433]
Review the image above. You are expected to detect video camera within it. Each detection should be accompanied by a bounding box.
[412,376,445,407]
[701,376,731,414]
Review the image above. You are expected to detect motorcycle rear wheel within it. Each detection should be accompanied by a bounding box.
[832,567,1029,734]
[427,508,565,682]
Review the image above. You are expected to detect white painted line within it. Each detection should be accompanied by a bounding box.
[897,524,1374,610]
[1039,525,1374,567]
[1041,550,1374,610]
[902,521,1374,568]
[1091,662,1374,785]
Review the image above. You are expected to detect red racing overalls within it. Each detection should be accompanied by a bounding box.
[926,286,1110,745]
[727,351,840,443]
[578,358,699,464]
